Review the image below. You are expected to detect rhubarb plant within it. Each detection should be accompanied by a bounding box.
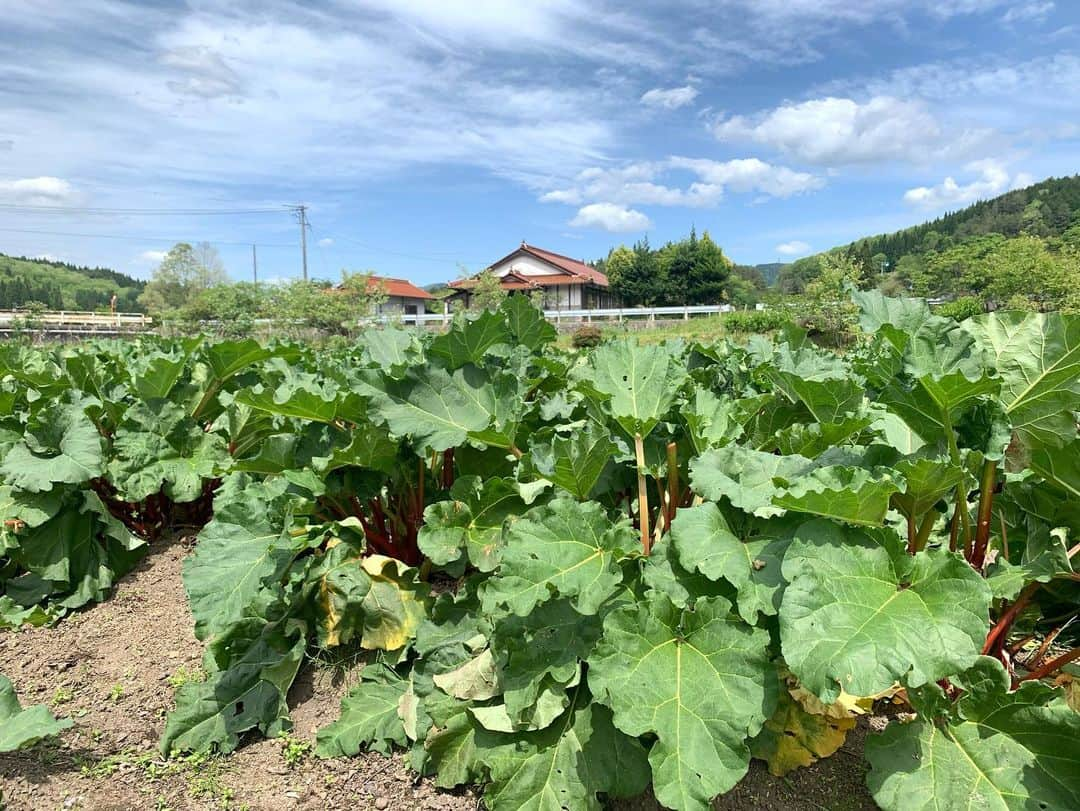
[3,295,1080,810]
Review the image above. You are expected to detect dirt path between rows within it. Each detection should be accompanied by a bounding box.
[1,536,878,811]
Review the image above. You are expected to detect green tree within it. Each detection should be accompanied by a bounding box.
[470,269,507,311]
[983,236,1080,311]
[613,238,664,306]
[603,245,634,289]
[801,253,862,344]
[690,231,731,304]
[265,272,387,336]
[658,236,695,306]
[777,255,822,294]
[179,282,267,337]
[139,242,229,315]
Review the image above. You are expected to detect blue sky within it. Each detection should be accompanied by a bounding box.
[1,0,1078,286]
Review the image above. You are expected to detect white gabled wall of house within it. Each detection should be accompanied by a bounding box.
[491,253,569,278]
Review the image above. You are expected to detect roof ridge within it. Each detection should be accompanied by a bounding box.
[523,243,590,266]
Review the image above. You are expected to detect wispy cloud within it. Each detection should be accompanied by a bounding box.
[1001,1,1055,24]
[541,157,822,209]
[139,249,168,263]
[640,85,698,109]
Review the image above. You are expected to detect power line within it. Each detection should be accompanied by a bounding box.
[0,203,285,215]
[0,226,295,248]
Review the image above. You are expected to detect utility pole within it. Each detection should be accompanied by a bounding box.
[252,244,258,285]
[296,204,309,281]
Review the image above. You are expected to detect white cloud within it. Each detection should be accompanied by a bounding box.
[160,45,245,99]
[569,202,651,232]
[1001,1,1054,23]
[542,157,821,210]
[139,249,168,263]
[902,160,1033,209]
[714,96,953,165]
[776,240,812,256]
[317,237,334,247]
[640,85,698,109]
[668,157,824,198]
[0,176,78,205]
[823,53,1080,106]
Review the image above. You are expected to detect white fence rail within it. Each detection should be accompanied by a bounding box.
[370,304,735,327]
[0,309,152,333]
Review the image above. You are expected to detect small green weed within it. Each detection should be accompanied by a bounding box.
[167,666,206,690]
[51,686,74,706]
[278,733,312,768]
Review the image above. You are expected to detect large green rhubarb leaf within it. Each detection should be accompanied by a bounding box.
[480,499,633,617]
[500,295,556,350]
[316,664,408,757]
[527,422,617,500]
[889,456,964,520]
[12,493,146,610]
[0,673,72,752]
[429,309,512,368]
[690,446,899,526]
[234,378,340,423]
[765,345,864,423]
[854,290,933,338]
[866,657,1080,811]
[418,476,526,571]
[780,520,991,703]
[183,517,302,641]
[683,387,744,454]
[492,598,604,722]
[1029,439,1080,498]
[668,503,788,622]
[108,429,229,503]
[357,326,425,378]
[161,618,305,754]
[0,403,104,492]
[588,593,775,811]
[360,364,497,452]
[967,310,1080,449]
[481,684,649,811]
[584,341,687,437]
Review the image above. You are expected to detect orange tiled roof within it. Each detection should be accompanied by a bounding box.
[367,276,433,299]
[449,243,608,289]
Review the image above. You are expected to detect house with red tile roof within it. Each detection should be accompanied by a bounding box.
[449,242,620,310]
[367,275,433,318]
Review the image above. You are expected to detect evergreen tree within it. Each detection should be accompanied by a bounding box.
[688,231,730,303]
[613,237,663,305]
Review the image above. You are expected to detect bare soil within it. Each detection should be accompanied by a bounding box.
[1,535,879,811]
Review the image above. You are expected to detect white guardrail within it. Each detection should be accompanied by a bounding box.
[0,310,152,329]
[373,304,735,326]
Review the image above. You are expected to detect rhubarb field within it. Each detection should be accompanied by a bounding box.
[2,292,1080,810]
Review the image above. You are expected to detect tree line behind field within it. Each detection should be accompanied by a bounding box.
[594,228,766,307]
[779,174,1080,313]
[0,253,144,311]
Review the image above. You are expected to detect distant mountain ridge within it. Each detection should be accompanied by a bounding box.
[0,253,145,311]
[748,262,784,286]
[770,174,1080,293]
[843,174,1080,266]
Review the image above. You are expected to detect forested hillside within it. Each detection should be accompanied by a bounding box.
[778,175,1080,312]
[0,253,145,311]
